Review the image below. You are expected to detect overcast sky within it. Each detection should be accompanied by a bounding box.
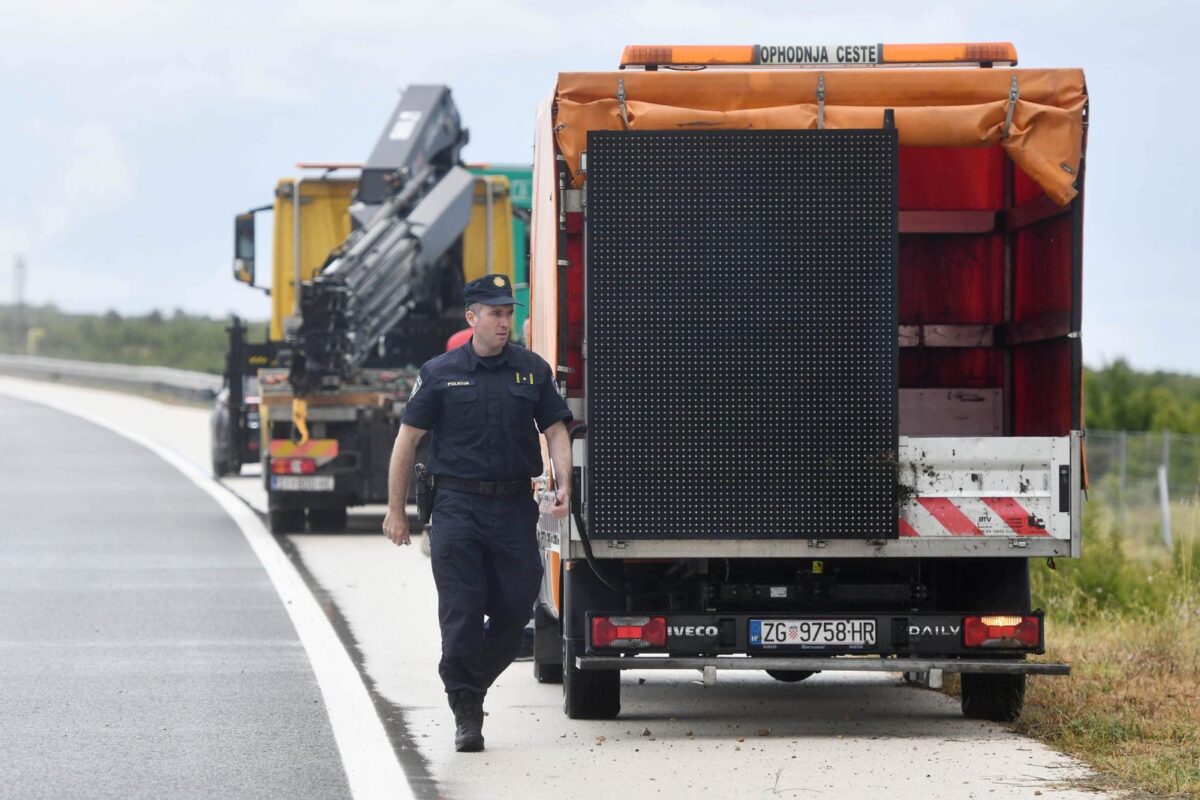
[1,0,1195,372]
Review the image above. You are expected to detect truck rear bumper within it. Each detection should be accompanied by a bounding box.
[546,432,1083,560]
[577,655,1069,676]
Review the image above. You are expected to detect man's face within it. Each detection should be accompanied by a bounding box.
[468,303,514,352]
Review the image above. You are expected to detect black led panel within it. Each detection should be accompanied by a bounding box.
[585,130,898,540]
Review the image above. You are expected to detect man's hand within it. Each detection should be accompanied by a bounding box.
[383,507,411,546]
[384,423,426,547]
[550,485,570,519]
[542,420,573,520]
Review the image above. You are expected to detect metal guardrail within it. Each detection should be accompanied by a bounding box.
[0,355,221,404]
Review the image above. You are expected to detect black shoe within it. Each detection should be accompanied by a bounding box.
[448,690,485,752]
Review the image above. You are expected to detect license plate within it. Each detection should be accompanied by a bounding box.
[270,475,335,492]
[749,619,876,648]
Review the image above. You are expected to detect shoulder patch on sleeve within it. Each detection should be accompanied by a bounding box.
[409,375,423,399]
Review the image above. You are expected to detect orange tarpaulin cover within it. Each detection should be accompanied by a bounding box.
[553,68,1087,205]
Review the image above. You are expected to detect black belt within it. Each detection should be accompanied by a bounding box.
[433,476,531,496]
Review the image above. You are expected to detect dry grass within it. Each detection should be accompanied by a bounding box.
[1017,616,1200,797]
[942,500,1200,797]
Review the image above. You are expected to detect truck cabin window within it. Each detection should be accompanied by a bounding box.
[234,213,255,284]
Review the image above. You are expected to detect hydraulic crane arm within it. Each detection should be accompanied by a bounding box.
[288,86,473,394]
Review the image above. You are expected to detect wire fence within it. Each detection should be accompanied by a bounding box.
[1086,429,1200,547]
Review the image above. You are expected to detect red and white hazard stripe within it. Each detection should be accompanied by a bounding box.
[900,496,1051,537]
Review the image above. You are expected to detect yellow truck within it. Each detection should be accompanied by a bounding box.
[225,86,522,533]
[213,173,357,477]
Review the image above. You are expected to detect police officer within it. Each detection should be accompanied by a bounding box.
[382,273,572,753]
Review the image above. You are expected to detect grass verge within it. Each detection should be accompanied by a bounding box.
[958,499,1200,797]
[1016,615,1200,797]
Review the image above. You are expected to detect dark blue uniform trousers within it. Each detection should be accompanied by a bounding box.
[430,488,543,698]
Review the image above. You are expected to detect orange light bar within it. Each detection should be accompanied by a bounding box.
[882,42,1017,65]
[620,43,1017,68]
[620,45,755,67]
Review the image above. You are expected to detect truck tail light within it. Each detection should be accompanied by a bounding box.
[963,615,1040,648]
[592,616,667,649]
[271,458,317,475]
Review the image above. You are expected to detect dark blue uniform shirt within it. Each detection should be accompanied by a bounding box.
[401,342,572,481]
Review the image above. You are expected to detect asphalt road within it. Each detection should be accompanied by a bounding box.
[0,378,1113,800]
[0,393,351,800]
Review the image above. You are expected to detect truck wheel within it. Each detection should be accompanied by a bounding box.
[268,507,305,534]
[533,605,563,684]
[308,506,348,533]
[534,658,563,684]
[766,669,815,683]
[563,641,620,719]
[961,673,1026,722]
[212,445,234,477]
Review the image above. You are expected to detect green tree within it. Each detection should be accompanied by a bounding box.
[1085,359,1200,435]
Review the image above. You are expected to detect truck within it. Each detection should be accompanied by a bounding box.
[214,171,358,477]
[527,42,1088,722]
[209,317,266,476]
[230,86,530,533]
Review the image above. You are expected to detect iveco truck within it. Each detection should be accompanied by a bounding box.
[527,43,1088,722]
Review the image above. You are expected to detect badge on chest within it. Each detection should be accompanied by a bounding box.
[513,372,534,385]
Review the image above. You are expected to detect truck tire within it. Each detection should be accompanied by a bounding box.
[268,507,305,534]
[563,640,620,719]
[953,558,1030,721]
[212,456,233,478]
[961,673,1026,722]
[766,669,816,683]
[211,436,234,477]
[534,658,563,685]
[308,506,348,533]
[533,605,563,684]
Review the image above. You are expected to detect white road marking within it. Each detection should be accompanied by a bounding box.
[0,383,412,800]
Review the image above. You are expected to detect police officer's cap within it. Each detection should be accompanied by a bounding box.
[464,273,522,307]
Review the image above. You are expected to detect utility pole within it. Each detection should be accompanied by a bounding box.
[1159,430,1173,550]
[1117,430,1127,531]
